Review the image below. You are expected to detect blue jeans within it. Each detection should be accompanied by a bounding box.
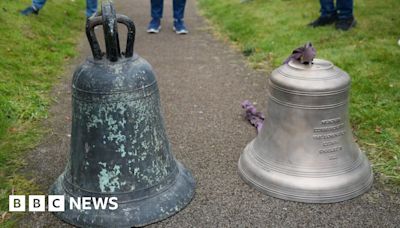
[85,0,98,17]
[320,0,353,19]
[151,0,187,20]
[32,0,46,10]
[32,0,98,17]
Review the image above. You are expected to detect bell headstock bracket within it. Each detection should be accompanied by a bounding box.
[85,0,136,62]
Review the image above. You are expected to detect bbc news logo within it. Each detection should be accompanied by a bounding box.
[9,195,118,212]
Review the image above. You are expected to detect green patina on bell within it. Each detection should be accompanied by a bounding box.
[50,1,195,227]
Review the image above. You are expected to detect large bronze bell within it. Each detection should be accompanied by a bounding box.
[238,58,373,203]
[50,1,195,226]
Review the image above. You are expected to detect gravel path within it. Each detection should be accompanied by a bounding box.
[19,0,400,227]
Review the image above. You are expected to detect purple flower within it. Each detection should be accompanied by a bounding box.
[241,100,264,133]
[283,42,316,65]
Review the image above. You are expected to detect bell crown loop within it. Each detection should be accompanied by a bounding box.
[85,0,136,61]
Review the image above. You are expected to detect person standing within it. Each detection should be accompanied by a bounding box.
[308,0,356,31]
[20,0,98,18]
[147,0,188,34]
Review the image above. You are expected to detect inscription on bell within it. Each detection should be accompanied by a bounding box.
[319,146,343,154]
[321,117,341,125]
[327,154,338,160]
[313,131,345,140]
[314,123,344,133]
[314,117,346,159]
[313,117,346,140]
[238,58,373,203]
[322,141,338,146]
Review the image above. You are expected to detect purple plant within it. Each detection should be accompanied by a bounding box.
[241,100,265,133]
[283,42,316,65]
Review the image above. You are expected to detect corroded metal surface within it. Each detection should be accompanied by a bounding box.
[49,1,195,227]
[238,59,373,203]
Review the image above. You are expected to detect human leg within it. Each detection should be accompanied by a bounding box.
[173,0,188,34]
[151,0,164,19]
[336,0,353,19]
[335,0,356,31]
[308,0,337,27]
[319,0,336,17]
[21,0,46,15]
[86,0,98,18]
[32,0,47,10]
[148,0,163,33]
[173,0,186,20]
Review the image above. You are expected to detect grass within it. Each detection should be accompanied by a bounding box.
[0,0,398,225]
[198,0,400,190]
[0,0,85,225]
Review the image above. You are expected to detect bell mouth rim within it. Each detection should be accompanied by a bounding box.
[288,58,334,71]
[238,162,374,203]
[49,161,196,227]
[238,140,374,203]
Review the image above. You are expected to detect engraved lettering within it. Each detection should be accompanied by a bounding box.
[319,146,343,154]
[328,154,338,160]
[314,123,344,133]
[321,117,341,125]
[322,141,338,147]
[313,131,345,139]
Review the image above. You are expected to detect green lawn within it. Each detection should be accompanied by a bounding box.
[198,0,400,189]
[0,0,85,225]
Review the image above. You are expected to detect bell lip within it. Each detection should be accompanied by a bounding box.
[238,141,374,204]
[49,161,195,227]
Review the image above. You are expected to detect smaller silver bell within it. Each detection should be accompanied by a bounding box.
[238,59,373,203]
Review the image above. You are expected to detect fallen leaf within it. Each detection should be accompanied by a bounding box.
[1,212,8,222]
[8,127,17,133]
[375,126,382,134]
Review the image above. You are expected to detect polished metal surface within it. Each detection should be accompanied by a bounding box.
[238,59,373,203]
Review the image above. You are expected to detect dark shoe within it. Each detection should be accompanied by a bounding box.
[20,6,39,16]
[308,14,337,27]
[335,17,356,31]
[86,11,100,20]
[147,18,161,33]
[173,19,188,34]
